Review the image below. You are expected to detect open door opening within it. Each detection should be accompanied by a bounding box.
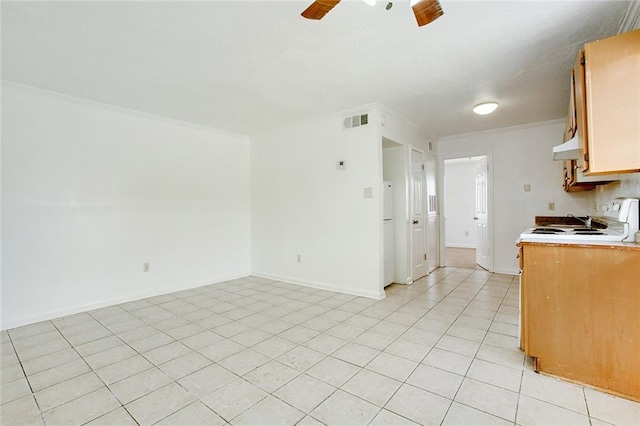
[382,139,439,287]
[442,156,492,271]
[382,138,409,288]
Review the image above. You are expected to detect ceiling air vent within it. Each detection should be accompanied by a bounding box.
[343,113,369,130]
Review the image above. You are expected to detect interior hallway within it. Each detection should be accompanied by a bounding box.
[444,247,486,270]
[2,269,638,425]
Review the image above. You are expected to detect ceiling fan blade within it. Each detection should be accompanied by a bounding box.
[412,0,444,27]
[301,0,341,20]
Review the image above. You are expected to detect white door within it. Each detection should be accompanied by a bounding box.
[475,157,490,270]
[411,149,427,281]
[425,154,439,273]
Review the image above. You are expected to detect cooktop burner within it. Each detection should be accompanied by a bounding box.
[521,227,622,242]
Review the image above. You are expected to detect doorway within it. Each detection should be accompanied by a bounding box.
[382,138,409,286]
[442,156,492,270]
[382,139,438,286]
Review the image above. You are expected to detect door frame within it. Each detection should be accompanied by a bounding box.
[438,151,494,272]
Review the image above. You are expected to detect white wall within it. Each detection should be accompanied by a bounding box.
[438,120,594,274]
[444,159,478,248]
[251,105,384,299]
[1,85,251,329]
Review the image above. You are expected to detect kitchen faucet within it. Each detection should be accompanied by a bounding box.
[568,214,592,227]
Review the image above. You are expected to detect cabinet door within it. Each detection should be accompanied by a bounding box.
[521,243,640,400]
[562,160,597,192]
[518,246,527,351]
[574,50,590,171]
[563,71,577,143]
[584,29,640,174]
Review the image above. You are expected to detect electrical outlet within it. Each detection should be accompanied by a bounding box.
[363,187,373,198]
[143,262,150,272]
[523,184,531,192]
[548,202,555,211]
[297,254,301,263]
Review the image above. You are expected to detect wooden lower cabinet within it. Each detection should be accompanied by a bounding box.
[518,242,640,401]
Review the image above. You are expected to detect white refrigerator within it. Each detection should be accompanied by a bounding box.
[383,182,395,286]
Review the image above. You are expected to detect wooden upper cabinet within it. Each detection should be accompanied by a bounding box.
[582,29,640,175]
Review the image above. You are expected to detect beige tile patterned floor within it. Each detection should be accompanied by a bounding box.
[1,268,639,425]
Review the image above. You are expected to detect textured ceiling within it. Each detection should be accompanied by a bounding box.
[1,1,631,138]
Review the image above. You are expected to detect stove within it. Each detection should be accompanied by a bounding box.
[520,198,639,243]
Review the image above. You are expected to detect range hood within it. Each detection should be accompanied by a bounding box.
[552,135,581,161]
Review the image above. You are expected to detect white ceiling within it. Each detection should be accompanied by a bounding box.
[1,1,632,138]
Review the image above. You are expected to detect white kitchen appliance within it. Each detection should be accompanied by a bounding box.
[383,182,395,286]
[519,197,639,243]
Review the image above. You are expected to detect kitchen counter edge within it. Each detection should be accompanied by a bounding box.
[516,238,640,250]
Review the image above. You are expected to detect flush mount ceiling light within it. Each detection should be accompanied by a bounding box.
[473,102,499,115]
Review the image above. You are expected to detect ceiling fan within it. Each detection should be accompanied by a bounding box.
[301,0,444,27]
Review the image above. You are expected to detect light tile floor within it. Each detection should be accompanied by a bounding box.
[2,268,639,425]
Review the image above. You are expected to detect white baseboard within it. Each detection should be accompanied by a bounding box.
[445,244,476,249]
[251,271,386,300]
[1,272,251,331]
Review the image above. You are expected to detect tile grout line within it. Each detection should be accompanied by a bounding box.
[87,279,357,425]
[4,330,48,425]
[431,272,510,424]
[220,272,459,424]
[298,271,457,425]
[331,268,497,424]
